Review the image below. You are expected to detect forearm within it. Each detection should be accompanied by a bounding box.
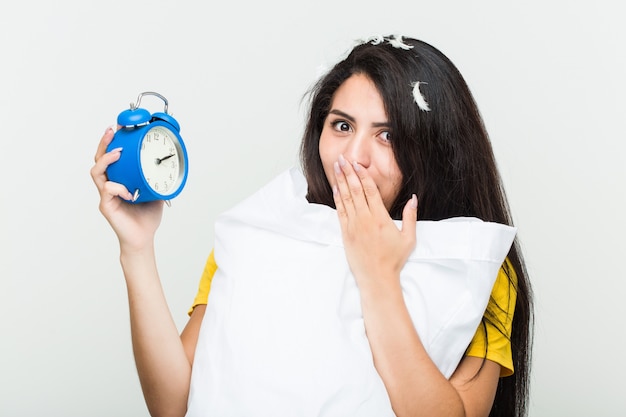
[360,279,465,417]
[120,246,191,417]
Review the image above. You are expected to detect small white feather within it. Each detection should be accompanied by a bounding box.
[388,35,413,50]
[354,35,384,47]
[367,34,385,45]
[411,82,431,112]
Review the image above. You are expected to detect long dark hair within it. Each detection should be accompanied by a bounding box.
[300,36,533,417]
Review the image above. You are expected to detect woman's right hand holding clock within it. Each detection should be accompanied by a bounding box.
[91,127,164,253]
[91,127,193,416]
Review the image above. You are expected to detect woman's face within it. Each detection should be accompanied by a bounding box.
[319,73,402,211]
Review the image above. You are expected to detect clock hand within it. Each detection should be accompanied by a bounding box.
[155,153,176,164]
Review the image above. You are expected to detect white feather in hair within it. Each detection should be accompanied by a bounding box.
[389,35,413,50]
[411,82,431,112]
[354,35,384,48]
[366,34,385,45]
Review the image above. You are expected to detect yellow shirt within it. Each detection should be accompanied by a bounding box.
[189,250,516,377]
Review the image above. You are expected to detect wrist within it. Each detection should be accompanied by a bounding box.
[119,238,155,259]
[357,273,404,307]
[119,244,158,282]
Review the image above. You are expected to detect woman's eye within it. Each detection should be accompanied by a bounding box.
[332,121,351,132]
[380,131,392,143]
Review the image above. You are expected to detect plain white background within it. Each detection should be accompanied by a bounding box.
[1,1,624,416]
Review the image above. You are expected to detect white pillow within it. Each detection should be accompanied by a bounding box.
[186,167,516,417]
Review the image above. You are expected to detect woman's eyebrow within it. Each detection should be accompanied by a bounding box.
[328,109,390,128]
[328,109,355,123]
[371,121,391,128]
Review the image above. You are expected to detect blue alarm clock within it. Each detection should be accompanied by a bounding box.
[106,92,188,203]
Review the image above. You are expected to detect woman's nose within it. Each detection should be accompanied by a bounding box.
[344,135,370,168]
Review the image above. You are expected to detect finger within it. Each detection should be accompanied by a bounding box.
[101,180,133,203]
[91,147,123,189]
[401,194,419,245]
[351,161,387,216]
[332,182,348,227]
[94,127,116,162]
[336,154,369,213]
[333,157,357,218]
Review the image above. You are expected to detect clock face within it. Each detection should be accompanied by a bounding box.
[139,126,184,195]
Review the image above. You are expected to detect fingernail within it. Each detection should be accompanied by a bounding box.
[332,184,338,196]
[106,126,114,133]
[338,154,347,167]
[410,194,418,209]
[334,161,341,175]
[352,161,360,172]
[110,147,123,153]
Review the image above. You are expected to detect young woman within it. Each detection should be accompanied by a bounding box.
[91,35,532,417]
